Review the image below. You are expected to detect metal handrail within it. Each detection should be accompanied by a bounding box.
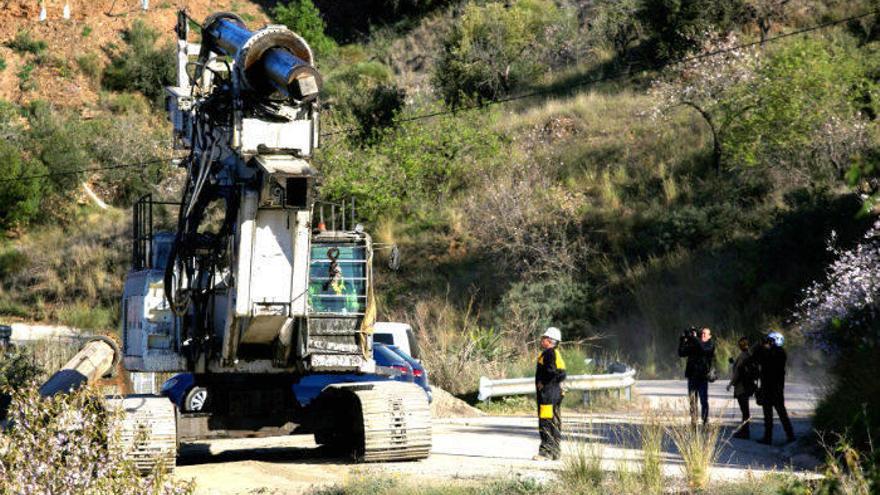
[478,368,636,402]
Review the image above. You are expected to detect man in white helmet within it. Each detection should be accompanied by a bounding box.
[533,326,566,461]
[752,331,795,445]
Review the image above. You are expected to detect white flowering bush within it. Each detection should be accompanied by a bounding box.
[795,223,880,351]
[798,223,880,452]
[0,385,193,495]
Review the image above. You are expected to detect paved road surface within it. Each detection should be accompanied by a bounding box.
[174,381,821,494]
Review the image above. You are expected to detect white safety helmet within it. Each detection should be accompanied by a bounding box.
[767,331,784,347]
[542,327,562,343]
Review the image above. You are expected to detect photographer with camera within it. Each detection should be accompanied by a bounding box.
[678,326,716,425]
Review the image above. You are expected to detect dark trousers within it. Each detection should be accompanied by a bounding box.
[538,402,562,458]
[735,394,750,437]
[688,377,709,424]
[762,395,794,442]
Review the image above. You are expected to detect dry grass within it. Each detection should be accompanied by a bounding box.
[0,207,128,330]
[407,296,508,396]
[638,409,665,494]
[559,421,607,493]
[666,419,725,490]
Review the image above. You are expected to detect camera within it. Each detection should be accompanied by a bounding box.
[682,326,698,339]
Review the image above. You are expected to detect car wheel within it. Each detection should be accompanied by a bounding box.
[184,386,208,412]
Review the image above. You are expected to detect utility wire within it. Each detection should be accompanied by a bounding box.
[319,8,880,139]
[0,157,172,184]
[5,8,873,182]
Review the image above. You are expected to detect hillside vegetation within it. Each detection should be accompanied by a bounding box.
[0,0,879,452]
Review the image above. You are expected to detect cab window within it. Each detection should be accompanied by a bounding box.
[308,244,367,314]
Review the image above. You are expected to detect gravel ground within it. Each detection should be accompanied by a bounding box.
[174,380,821,494]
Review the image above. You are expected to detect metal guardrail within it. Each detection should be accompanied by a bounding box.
[478,368,637,402]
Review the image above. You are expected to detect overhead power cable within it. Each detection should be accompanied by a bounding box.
[0,157,172,184]
[3,8,872,183]
[319,8,880,139]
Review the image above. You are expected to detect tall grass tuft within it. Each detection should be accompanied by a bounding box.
[560,422,605,493]
[667,420,723,490]
[639,410,665,494]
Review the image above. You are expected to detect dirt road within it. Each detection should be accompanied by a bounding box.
[174,381,820,494]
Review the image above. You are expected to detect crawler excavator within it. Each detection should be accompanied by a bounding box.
[37,11,431,472]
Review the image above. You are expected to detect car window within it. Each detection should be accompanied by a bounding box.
[373,333,394,345]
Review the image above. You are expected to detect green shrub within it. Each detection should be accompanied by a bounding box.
[323,61,405,139]
[0,346,43,391]
[56,303,114,331]
[589,0,644,59]
[317,107,503,222]
[349,84,406,140]
[7,30,47,55]
[723,37,876,176]
[17,62,36,92]
[0,346,43,420]
[495,274,592,340]
[0,299,29,318]
[25,103,92,195]
[81,25,93,37]
[433,0,574,106]
[814,330,880,453]
[0,57,6,72]
[76,52,102,81]
[98,91,149,114]
[102,20,175,104]
[0,249,27,279]
[0,140,46,229]
[272,0,336,57]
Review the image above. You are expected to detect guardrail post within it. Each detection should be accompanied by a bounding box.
[582,390,591,407]
[625,385,632,401]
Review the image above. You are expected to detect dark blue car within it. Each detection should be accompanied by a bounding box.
[384,344,431,403]
[161,343,430,412]
[292,344,415,407]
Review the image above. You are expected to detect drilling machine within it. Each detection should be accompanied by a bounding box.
[38,11,430,472]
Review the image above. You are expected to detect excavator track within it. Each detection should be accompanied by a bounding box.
[105,395,178,474]
[326,381,432,462]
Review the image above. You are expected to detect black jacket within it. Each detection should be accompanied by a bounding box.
[752,345,787,401]
[678,336,715,380]
[536,347,567,404]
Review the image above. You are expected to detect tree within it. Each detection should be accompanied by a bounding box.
[638,0,747,59]
[102,20,175,105]
[589,0,643,60]
[272,0,337,58]
[723,38,875,179]
[0,140,45,230]
[743,0,789,45]
[650,33,759,172]
[433,0,573,106]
